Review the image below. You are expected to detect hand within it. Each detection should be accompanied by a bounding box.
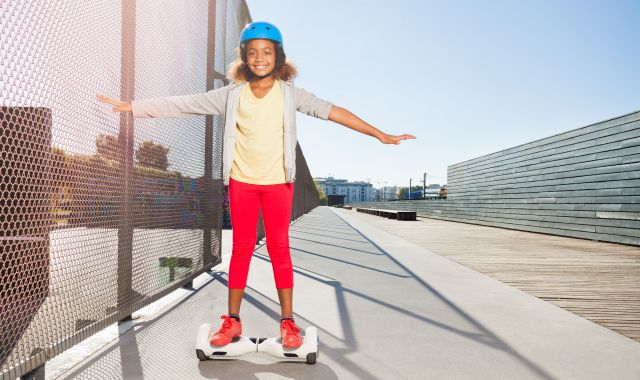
[96,94,132,113]
[378,133,416,145]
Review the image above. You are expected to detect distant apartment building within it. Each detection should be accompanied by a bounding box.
[375,186,399,201]
[314,177,373,203]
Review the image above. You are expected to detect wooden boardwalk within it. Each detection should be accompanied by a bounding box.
[346,210,640,342]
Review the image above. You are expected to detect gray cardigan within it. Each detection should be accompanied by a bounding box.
[131,81,333,185]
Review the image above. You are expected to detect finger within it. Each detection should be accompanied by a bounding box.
[97,96,116,105]
[97,95,120,106]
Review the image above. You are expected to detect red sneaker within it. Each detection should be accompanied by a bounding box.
[280,319,302,348]
[210,315,242,346]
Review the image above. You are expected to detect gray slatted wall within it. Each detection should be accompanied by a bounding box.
[352,110,640,246]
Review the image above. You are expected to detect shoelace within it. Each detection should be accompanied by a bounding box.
[218,315,233,332]
[281,319,300,334]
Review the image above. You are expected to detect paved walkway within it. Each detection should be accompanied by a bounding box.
[349,209,640,342]
[55,206,640,379]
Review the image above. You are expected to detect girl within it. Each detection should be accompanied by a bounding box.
[97,21,415,349]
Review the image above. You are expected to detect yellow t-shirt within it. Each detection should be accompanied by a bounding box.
[229,80,286,185]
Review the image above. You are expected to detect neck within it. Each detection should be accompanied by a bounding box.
[249,75,275,88]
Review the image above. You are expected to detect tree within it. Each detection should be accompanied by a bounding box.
[95,134,121,160]
[135,140,170,171]
[398,186,423,200]
[398,187,408,200]
[314,180,327,205]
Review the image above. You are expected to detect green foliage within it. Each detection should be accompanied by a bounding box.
[397,186,423,200]
[69,151,120,172]
[51,146,66,157]
[314,179,327,205]
[61,147,181,183]
[95,135,172,172]
[133,164,181,180]
[95,134,121,160]
[135,140,170,171]
[398,187,408,200]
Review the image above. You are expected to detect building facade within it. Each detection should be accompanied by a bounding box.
[314,177,373,203]
[375,186,399,201]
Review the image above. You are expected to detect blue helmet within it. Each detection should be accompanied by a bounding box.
[239,21,283,47]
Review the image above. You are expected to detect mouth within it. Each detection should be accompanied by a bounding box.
[253,65,269,71]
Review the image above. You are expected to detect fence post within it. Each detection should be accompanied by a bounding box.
[201,0,217,273]
[117,0,137,322]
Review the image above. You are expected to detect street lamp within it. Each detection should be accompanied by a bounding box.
[423,172,427,199]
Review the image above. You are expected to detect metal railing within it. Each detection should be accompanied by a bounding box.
[0,0,322,378]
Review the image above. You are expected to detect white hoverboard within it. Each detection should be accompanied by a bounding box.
[195,323,319,364]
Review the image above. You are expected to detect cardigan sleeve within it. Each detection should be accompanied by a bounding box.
[294,85,333,120]
[131,85,229,118]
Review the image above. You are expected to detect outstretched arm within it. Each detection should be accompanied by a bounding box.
[96,94,132,113]
[96,86,229,118]
[327,106,416,145]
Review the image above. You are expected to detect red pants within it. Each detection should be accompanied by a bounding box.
[228,178,295,289]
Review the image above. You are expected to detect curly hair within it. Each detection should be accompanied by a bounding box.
[227,42,297,83]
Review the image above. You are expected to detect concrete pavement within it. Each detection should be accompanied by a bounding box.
[54,206,640,379]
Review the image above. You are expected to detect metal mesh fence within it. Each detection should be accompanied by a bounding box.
[0,0,254,378]
[291,144,321,221]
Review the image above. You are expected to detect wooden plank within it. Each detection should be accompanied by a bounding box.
[448,129,640,180]
[449,114,640,170]
[452,178,640,197]
[448,156,640,188]
[451,170,640,191]
[449,126,640,176]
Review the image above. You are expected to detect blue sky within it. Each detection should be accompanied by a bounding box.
[246,0,640,187]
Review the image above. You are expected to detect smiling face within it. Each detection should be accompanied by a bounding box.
[244,39,277,78]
